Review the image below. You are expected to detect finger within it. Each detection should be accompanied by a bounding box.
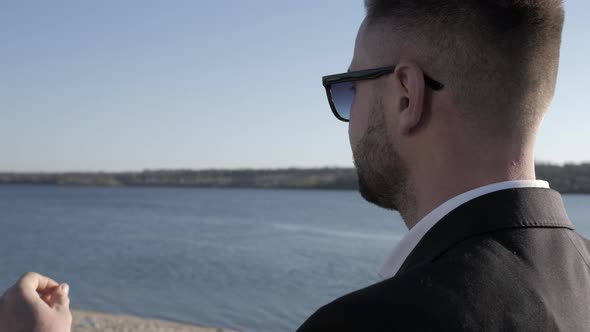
[38,284,59,296]
[16,272,59,300]
[50,283,70,312]
[41,291,53,306]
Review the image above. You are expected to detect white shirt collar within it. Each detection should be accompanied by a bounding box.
[378,180,550,280]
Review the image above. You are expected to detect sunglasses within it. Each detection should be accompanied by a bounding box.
[322,66,445,122]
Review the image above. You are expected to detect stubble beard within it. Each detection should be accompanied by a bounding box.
[352,99,412,215]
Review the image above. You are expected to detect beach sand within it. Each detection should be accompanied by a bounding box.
[72,310,238,332]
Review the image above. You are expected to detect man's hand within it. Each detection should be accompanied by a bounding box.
[0,272,72,332]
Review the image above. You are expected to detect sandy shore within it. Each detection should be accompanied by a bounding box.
[72,310,238,332]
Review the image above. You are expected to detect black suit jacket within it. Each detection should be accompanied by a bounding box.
[298,188,590,331]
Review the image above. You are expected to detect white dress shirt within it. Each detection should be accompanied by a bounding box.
[378,180,550,280]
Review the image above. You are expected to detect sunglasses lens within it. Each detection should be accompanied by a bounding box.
[330,81,355,121]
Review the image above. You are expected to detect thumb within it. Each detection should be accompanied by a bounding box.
[50,283,70,311]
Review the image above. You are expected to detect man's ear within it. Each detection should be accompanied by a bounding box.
[392,62,426,136]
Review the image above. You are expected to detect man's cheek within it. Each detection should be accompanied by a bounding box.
[348,121,360,152]
[349,109,369,149]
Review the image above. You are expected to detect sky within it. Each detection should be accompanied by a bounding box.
[1,1,588,172]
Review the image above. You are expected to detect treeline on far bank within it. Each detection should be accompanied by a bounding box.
[0,163,589,193]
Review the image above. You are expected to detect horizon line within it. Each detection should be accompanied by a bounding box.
[2,161,590,174]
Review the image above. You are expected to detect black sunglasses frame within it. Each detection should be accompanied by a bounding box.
[322,66,445,122]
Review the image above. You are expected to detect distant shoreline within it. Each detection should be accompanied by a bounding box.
[0,182,355,192]
[1,164,590,193]
[3,183,590,196]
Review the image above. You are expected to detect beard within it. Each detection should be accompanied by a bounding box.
[352,100,411,213]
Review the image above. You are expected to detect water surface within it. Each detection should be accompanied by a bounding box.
[0,186,588,332]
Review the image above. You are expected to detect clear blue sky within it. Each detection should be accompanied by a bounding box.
[1,1,588,172]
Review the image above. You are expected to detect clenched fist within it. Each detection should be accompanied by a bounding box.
[0,272,72,332]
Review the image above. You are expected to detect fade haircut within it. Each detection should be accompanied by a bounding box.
[364,0,565,137]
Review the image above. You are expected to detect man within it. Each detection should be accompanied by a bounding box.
[299,0,590,331]
[0,1,587,331]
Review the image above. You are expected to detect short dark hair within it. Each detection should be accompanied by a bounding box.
[364,0,565,136]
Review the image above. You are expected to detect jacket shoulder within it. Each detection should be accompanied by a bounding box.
[297,266,463,332]
[298,228,590,332]
[570,231,590,266]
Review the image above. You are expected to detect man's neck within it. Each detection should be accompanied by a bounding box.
[402,158,537,230]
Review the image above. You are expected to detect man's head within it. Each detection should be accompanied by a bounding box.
[347,0,564,224]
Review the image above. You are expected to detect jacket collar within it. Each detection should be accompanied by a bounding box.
[396,188,574,276]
